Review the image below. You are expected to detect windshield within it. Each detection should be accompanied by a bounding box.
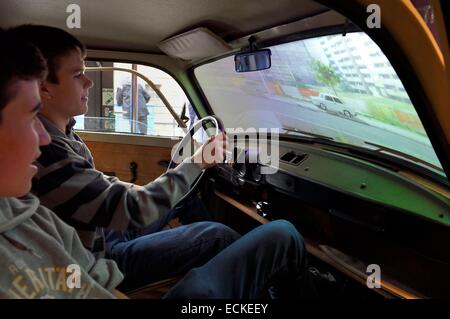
[194,32,444,176]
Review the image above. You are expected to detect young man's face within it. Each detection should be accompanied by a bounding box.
[45,48,93,118]
[0,80,51,197]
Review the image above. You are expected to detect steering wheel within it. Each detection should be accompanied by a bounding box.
[167,115,224,207]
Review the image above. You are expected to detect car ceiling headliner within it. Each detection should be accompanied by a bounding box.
[0,0,329,53]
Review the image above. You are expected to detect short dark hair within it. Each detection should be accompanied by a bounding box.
[9,25,86,84]
[0,28,47,123]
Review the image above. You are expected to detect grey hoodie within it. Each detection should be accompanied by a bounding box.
[0,194,123,298]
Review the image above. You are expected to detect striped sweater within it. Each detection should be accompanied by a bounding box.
[32,115,202,257]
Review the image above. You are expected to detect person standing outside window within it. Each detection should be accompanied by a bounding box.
[116,80,150,135]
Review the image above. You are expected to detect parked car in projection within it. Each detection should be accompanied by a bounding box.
[311,93,355,117]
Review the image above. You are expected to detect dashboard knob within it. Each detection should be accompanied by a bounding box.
[256,201,272,220]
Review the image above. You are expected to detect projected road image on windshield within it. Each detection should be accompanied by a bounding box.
[195,32,443,174]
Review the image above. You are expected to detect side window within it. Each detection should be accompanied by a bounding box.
[333,97,343,104]
[74,61,193,138]
[325,95,333,101]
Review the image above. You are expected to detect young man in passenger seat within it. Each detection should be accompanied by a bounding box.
[0,28,124,299]
[12,24,316,298]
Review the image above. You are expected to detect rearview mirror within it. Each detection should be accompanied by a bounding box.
[234,49,271,72]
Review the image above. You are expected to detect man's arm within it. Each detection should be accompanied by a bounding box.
[33,141,201,230]
[32,140,203,231]
[32,132,226,233]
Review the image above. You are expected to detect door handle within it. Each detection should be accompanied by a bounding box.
[130,161,138,183]
[158,160,170,169]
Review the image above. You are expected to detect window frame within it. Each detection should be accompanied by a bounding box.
[79,60,191,138]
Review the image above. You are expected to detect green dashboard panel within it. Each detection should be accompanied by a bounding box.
[276,142,450,226]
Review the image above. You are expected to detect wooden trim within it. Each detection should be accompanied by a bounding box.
[213,190,423,299]
[318,245,422,299]
[84,141,171,185]
[214,191,269,225]
[76,130,180,147]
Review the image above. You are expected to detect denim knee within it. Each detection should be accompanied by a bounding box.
[262,220,305,250]
[192,221,241,248]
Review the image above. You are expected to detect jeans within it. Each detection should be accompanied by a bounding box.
[106,219,241,291]
[105,202,312,298]
[164,220,313,299]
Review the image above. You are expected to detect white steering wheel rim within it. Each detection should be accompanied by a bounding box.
[167,115,221,172]
[166,116,222,208]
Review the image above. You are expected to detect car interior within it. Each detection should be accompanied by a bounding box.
[0,0,449,299]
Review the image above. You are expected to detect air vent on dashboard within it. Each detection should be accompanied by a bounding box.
[280,151,307,165]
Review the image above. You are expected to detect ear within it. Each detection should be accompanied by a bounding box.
[39,81,53,100]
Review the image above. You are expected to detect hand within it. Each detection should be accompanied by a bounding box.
[191,132,228,169]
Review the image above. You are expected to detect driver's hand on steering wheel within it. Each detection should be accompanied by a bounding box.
[191,132,229,170]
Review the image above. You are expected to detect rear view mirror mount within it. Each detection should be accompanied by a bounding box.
[234,48,271,73]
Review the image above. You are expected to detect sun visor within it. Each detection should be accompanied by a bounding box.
[157,27,232,60]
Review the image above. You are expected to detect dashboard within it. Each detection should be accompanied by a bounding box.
[216,139,449,226]
[211,138,450,297]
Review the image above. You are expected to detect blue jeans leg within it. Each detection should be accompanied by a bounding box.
[108,221,241,291]
[105,195,213,252]
[104,207,178,253]
[163,220,311,299]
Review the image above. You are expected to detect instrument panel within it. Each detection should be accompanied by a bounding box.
[216,140,449,226]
